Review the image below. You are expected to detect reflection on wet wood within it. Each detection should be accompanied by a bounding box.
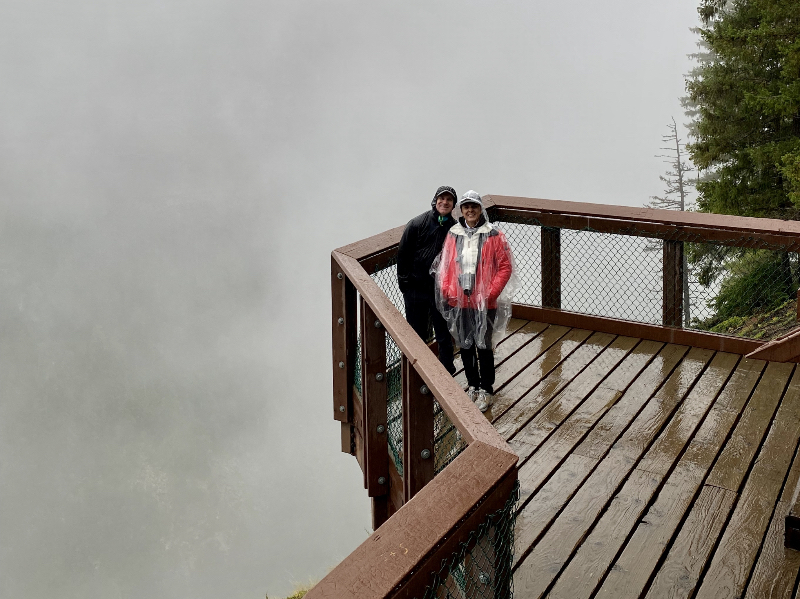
[644,485,737,599]
[593,357,764,599]
[744,500,800,599]
[695,367,800,599]
[705,361,794,492]
[436,318,800,599]
[493,330,613,438]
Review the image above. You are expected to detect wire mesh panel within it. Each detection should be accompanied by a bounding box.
[495,217,800,341]
[419,482,519,599]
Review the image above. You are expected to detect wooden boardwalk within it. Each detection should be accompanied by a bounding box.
[455,318,800,599]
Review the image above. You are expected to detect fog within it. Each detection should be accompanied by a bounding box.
[0,1,698,597]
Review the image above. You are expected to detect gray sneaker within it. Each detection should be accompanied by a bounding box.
[465,386,478,402]
[476,389,492,412]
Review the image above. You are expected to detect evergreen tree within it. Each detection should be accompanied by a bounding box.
[685,0,800,218]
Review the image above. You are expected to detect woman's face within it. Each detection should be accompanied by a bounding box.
[461,202,481,226]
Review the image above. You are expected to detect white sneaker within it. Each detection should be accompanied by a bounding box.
[476,389,492,412]
[465,386,478,402]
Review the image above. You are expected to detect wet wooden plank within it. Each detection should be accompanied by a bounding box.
[513,341,669,505]
[546,469,661,599]
[695,367,800,599]
[507,336,639,449]
[492,331,615,438]
[573,344,696,460]
[494,320,548,366]
[635,352,741,477]
[507,336,645,464]
[643,485,738,599]
[591,358,765,599]
[744,500,800,599]
[546,353,739,599]
[460,321,556,391]
[513,348,712,598]
[486,326,585,421]
[493,324,572,391]
[513,453,597,567]
[706,361,795,492]
[513,452,636,599]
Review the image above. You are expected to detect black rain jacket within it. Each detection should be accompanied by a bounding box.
[396,209,456,298]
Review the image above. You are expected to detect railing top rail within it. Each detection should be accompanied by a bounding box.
[488,194,800,238]
[335,196,800,266]
[332,250,509,452]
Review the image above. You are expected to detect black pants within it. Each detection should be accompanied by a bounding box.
[403,292,456,375]
[460,308,496,394]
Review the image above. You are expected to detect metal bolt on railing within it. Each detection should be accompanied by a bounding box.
[420,385,429,395]
[375,373,384,381]
[337,317,344,325]
[376,425,385,434]
[338,405,345,413]
[421,449,431,460]
[374,320,381,328]
[337,272,343,280]
[479,572,491,585]
[378,477,386,485]
[338,361,344,369]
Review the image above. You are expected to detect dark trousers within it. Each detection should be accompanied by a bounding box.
[403,292,456,375]
[459,308,496,394]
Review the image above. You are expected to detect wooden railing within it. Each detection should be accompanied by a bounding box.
[315,195,800,599]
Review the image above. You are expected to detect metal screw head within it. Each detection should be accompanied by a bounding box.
[339,405,345,413]
[376,425,385,434]
[374,319,381,328]
[420,385,430,395]
[375,373,384,381]
[421,449,431,460]
[337,272,343,280]
[377,477,386,485]
[338,361,345,369]
[337,317,344,325]
[478,572,490,585]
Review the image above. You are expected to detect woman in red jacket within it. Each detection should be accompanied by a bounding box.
[432,191,517,412]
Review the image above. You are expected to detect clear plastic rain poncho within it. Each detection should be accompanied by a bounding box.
[431,214,519,350]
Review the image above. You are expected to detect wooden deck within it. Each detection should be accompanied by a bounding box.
[458,317,800,599]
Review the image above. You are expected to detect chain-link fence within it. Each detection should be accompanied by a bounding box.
[420,482,519,599]
[495,216,800,341]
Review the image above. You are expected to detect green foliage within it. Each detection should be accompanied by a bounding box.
[706,250,794,323]
[686,0,800,218]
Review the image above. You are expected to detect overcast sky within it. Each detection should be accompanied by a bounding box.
[0,1,700,597]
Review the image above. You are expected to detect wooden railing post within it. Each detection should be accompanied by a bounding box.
[360,297,390,529]
[663,240,684,327]
[331,257,357,453]
[541,226,561,309]
[402,356,435,502]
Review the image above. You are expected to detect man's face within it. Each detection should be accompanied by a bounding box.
[435,193,455,216]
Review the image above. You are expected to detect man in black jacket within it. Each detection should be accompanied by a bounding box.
[397,186,457,375]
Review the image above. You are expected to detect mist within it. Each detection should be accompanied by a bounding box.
[0,1,699,597]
